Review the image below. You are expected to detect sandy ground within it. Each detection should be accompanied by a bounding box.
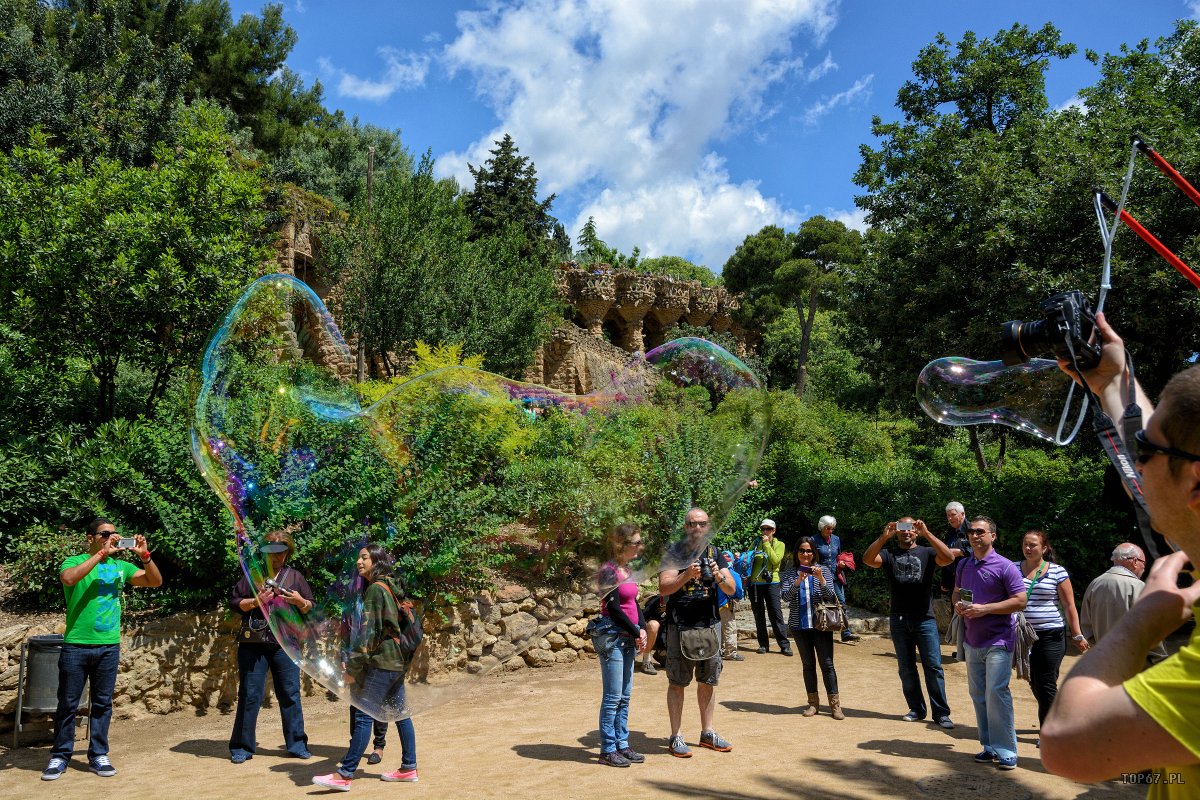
[2,634,1143,800]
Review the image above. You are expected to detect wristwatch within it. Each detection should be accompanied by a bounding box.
[1072,634,1086,642]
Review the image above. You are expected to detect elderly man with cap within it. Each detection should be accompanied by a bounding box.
[748,518,791,656]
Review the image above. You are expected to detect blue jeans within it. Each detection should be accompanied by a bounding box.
[890,615,950,720]
[51,644,119,761]
[338,669,416,778]
[593,622,635,754]
[229,644,309,758]
[965,643,1017,760]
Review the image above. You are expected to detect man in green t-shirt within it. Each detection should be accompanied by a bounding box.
[1041,315,1200,798]
[41,518,162,782]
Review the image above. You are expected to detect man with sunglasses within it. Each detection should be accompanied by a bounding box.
[1041,314,1200,796]
[41,518,162,781]
[659,507,737,758]
[863,516,956,729]
[1079,543,1166,665]
[952,516,1027,770]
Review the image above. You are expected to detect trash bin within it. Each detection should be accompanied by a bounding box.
[22,634,65,711]
[12,633,87,748]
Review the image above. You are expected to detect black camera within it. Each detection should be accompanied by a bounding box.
[1000,290,1101,369]
[698,557,714,586]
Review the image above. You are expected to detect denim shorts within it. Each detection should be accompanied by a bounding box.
[665,624,722,687]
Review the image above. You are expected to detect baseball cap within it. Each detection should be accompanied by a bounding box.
[760,519,776,529]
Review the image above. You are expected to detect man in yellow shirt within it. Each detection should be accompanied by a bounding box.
[1041,314,1200,798]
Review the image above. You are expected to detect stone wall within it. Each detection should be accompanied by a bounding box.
[0,584,604,734]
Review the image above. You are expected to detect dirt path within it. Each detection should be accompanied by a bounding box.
[2,634,1140,799]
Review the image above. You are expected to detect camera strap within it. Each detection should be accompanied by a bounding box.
[1081,353,1160,559]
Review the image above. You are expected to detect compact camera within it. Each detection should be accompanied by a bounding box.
[1000,290,1102,369]
[264,578,282,593]
[116,537,137,549]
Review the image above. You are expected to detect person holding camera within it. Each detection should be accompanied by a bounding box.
[863,517,956,729]
[748,519,791,656]
[314,543,419,788]
[228,528,315,765]
[659,507,737,758]
[952,516,1026,770]
[41,518,163,781]
[1041,314,1200,795]
[780,537,842,718]
[815,515,860,642]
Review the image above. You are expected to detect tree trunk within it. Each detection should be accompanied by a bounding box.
[995,428,1007,471]
[793,288,820,396]
[968,426,988,472]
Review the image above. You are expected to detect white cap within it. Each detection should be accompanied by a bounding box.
[760,519,776,529]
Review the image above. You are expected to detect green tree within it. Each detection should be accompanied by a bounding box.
[637,255,721,287]
[723,218,861,395]
[775,216,861,395]
[0,103,266,420]
[464,134,558,260]
[323,152,560,378]
[852,20,1200,409]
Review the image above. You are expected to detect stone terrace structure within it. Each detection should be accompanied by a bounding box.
[267,206,752,392]
[525,264,751,393]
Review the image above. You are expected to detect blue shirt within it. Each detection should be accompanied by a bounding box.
[815,533,841,572]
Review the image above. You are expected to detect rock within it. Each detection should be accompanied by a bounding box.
[545,632,566,650]
[523,648,555,667]
[501,612,539,643]
[554,649,578,664]
[498,602,519,616]
[466,644,483,657]
[494,584,531,603]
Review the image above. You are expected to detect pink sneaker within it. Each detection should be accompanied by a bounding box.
[312,773,352,791]
[380,768,419,782]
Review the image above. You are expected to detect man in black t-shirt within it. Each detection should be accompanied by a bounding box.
[864,516,956,728]
[659,507,736,758]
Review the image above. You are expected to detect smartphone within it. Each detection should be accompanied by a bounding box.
[797,564,814,575]
[896,521,914,531]
[959,589,973,604]
[116,537,137,549]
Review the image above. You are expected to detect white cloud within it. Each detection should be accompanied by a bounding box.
[319,47,429,102]
[436,0,840,266]
[1189,0,1200,20]
[826,207,868,233]
[573,154,802,271]
[806,51,837,82]
[293,0,306,13]
[1054,94,1088,114]
[800,74,873,125]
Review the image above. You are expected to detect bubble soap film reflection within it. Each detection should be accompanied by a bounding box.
[917,357,1080,442]
[192,274,768,720]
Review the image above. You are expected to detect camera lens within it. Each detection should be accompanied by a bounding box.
[999,319,1049,366]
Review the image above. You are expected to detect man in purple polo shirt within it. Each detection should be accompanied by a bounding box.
[952,516,1027,770]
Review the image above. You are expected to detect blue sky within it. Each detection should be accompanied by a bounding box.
[228,0,1199,273]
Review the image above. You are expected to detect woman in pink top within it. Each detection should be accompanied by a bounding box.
[590,523,648,767]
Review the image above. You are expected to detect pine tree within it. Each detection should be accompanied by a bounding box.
[464,134,557,260]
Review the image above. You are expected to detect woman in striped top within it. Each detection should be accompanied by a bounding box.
[780,536,842,719]
[1017,530,1089,729]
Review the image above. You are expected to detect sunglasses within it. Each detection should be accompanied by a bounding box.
[967,527,990,535]
[1134,429,1200,465]
[686,520,710,527]
[796,549,814,555]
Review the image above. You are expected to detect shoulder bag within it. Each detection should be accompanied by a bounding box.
[813,574,849,633]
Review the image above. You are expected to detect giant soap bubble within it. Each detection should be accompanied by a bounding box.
[917,356,1085,443]
[193,274,768,720]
